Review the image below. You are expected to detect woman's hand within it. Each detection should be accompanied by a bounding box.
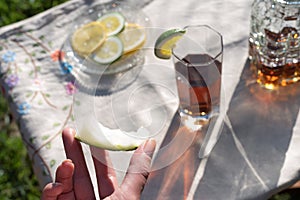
[41,127,156,200]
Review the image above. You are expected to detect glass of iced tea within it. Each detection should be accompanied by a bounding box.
[172,25,223,130]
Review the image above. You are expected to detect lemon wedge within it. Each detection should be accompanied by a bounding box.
[92,36,123,64]
[154,28,186,59]
[71,21,106,56]
[118,23,146,54]
[97,12,125,36]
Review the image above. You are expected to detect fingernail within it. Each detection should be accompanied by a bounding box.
[63,127,75,136]
[62,159,73,165]
[69,128,76,136]
[142,139,156,158]
[52,182,62,188]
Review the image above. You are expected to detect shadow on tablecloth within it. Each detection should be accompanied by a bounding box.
[142,59,300,200]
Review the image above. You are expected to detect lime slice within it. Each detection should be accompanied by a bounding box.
[92,36,123,64]
[97,12,125,36]
[154,28,186,59]
[118,23,146,53]
[71,21,106,56]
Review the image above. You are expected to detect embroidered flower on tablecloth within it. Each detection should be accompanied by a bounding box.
[65,81,77,95]
[2,51,16,63]
[51,50,65,61]
[17,102,31,115]
[5,74,19,88]
[32,78,45,91]
[60,61,73,74]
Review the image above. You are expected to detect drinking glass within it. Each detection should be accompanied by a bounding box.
[172,25,223,130]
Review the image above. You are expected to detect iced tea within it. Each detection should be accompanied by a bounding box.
[175,54,222,117]
[249,27,300,89]
[249,0,300,89]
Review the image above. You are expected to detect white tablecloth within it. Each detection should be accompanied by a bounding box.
[0,0,299,199]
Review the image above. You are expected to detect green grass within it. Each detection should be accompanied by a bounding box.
[0,94,41,199]
[0,0,299,199]
[0,0,68,27]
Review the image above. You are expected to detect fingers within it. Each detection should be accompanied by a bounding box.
[55,159,75,200]
[121,139,156,198]
[91,146,117,199]
[62,128,95,199]
[41,183,63,200]
[42,159,74,200]
[55,159,74,192]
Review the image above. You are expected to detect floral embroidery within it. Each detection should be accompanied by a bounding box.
[17,102,31,115]
[51,50,65,61]
[5,74,19,88]
[0,30,76,179]
[32,78,45,91]
[2,51,16,63]
[65,81,77,95]
[60,61,73,74]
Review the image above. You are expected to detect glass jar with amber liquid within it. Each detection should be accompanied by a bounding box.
[249,0,300,89]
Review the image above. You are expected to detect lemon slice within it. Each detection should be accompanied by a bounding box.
[118,23,146,53]
[92,36,123,64]
[97,12,125,36]
[154,28,186,59]
[71,21,106,56]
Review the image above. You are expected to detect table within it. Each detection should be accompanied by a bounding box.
[1,0,300,199]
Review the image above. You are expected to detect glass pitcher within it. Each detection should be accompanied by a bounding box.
[249,0,300,89]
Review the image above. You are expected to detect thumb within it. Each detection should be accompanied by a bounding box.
[41,183,64,200]
[121,139,156,196]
